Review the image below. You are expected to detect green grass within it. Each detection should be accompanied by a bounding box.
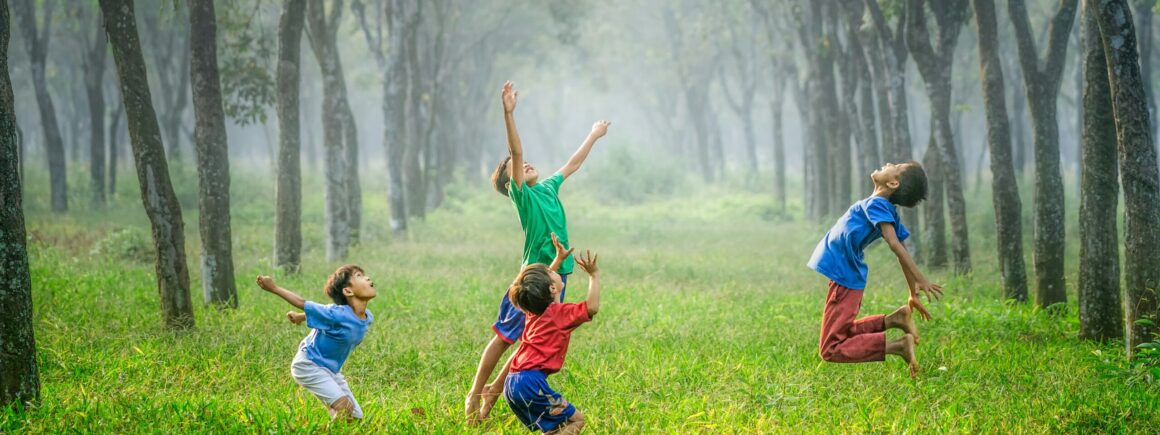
[4,163,1157,433]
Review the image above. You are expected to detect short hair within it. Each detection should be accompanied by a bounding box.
[491,157,512,197]
[508,264,554,316]
[888,161,928,207]
[324,264,364,306]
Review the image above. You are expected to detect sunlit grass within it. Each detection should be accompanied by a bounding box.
[4,164,1157,432]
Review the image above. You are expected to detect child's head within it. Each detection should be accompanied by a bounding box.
[324,264,376,305]
[507,264,564,316]
[491,157,539,196]
[873,161,927,207]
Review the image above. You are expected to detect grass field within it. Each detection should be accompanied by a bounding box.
[3,163,1158,433]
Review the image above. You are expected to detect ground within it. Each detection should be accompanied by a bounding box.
[3,165,1157,433]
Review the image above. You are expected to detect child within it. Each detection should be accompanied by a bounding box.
[505,248,601,434]
[256,265,376,420]
[807,162,943,378]
[465,80,610,422]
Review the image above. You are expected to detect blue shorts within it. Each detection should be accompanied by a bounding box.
[504,370,576,432]
[493,273,568,343]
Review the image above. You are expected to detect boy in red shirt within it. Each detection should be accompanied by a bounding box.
[504,245,601,434]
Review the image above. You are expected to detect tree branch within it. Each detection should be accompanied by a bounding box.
[905,0,938,77]
[1042,0,1080,88]
[1008,0,1045,84]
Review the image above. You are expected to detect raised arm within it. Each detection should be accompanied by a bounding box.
[256,275,306,309]
[574,250,601,317]
[559,120,610,178]
[548,233,574,273]
[502,81,525,188]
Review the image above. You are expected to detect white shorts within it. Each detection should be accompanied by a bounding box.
[290,349,364,419]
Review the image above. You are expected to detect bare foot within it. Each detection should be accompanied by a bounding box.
[478,384,501,421]
[464,394,482,425]
[900,334,919,378]
[889,305,919,344]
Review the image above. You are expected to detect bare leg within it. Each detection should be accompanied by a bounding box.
[886,334,919,378]
[548,409,585,435]
[884,305,918,343]
[465,335,512,424]
[480,349,517,420]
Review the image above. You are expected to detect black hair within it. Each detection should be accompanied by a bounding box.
[491,157,512,197]
[888,161,928,208]
[324,264,364,306]
[508,264,554,316]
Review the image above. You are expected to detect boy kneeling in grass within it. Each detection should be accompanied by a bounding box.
[807,162,943,377]
[502,238,601,434]
[256,265,375,420]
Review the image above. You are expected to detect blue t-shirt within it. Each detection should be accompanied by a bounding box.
[807,196,910,290]
[299,301,373,373]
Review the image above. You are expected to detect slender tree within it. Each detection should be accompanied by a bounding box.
[275,0,306,269]
[1132,0,1155,137]
[1009,0,1079,309]
[101,0,195,330]
[1078,0,1123,340]
[82,4,108,208]
[1093,0,1160,352]
[11,0,67,212]
[971,0,1029,301]
[306,0,353,261]
[907,0,972,274]
[189,0,237,307]
[1,0,40,406]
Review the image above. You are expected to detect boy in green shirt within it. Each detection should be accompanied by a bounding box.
[465,81,610,423]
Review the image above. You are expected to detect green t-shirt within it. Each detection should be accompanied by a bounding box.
[509,172,573,274]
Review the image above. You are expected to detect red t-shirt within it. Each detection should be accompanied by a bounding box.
[510,301,593,374]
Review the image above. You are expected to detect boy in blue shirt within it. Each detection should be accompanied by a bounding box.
[256,265,375,420]
[807,162,943,377]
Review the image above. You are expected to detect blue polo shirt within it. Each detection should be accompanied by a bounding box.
[299,301,373,373]
[807,196,910,290]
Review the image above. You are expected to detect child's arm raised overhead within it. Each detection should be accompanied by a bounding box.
[558,120,611,179]
[502,81,525,188]
[879,223,943,320]
[548,232,574,272]
[256,275,306,310]
[574,250,601,317]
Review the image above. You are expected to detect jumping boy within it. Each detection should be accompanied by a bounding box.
[465,80,610,422]
[505,245,601,434]
[256,266,376,420]
[807,162,943,378]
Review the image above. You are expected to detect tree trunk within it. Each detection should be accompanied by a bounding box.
[771,87,786,211]
[1134,0,1156,137]
[306,0,351,261]
[1094,0,1160,353]
[275,0,306,271]
[1010,67,1030,174]
[108,99,124,197]
[12,0,67,213]
[403,13,427,220]
[101,0,195,330]
[383,0,409,234]
[0,1,40,406]
[1009,0,1078,309]
[972,0,1029,301]
[84,20,108,209]
[907,0,972,274]
[1078,1,1123,340]
[189,0,237,308]
[339,72,361,244]
[921,138,948,267]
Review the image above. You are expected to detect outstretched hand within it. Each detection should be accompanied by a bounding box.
[256,275,277,292]
[915,280,944,302]
[551,233,574,263]
[502,81,518,113]
[574,250,600,276]
[590,120,610,139]
[287,311,305,325]
[909,295,932,321]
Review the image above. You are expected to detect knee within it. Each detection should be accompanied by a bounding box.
[819,347,838,362]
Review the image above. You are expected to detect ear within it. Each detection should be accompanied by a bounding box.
[343,286,354,297]
[887,179,900,190]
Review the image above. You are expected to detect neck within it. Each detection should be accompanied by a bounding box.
[872,185,893,199]
[347,298,369,318]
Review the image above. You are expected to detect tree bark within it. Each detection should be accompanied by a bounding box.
[12,0,67,212]
[0,0,40,406]
[83,15,108,209]
[306,0,352,261]
[101,0,195,330]
[771,87,786,210]
[921,138,948,267]
[907,0,972,274]
[972,0,1030,302]
[108,98,124,196]
[1094,0,1160,352]
[1078,0,1123,340]
[1009,0,1078,309]
[1133,0,1156,138]
[189,0,237,308]
[275,0,306,270]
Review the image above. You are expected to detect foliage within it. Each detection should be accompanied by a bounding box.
[218,0,276,126]
[89,227,154,264]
